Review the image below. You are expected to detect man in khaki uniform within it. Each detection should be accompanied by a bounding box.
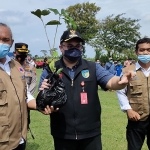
[117,38,150,150]
[14,42,37,130]
[0,22,51,150]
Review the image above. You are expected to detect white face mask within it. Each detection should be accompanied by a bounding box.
[0,43,10,58]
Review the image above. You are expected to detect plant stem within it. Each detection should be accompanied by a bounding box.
[41,18,51,55]
[53,15,60,50]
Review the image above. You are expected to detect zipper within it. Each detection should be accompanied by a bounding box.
[71,79,74,86]
[10,76,23,134]
[75,130,78,139]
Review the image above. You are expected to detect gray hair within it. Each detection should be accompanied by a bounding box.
[0,23,13,39]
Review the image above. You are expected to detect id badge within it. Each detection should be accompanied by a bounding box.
[80,92,88,104]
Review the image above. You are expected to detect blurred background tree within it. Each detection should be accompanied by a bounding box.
[66,2,101,55]
[89,13,141,59]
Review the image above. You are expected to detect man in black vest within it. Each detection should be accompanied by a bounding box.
[39,29,136,150]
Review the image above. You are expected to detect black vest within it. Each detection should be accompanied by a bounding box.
[50,58,101,139]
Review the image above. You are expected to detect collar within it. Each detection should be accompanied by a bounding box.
[0,55,12,65]
[135,62,141,71]
[60,57,81,69]
[135,61,150,71]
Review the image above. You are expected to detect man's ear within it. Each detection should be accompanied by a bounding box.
[59,45,63,53]
[10,39,14,47]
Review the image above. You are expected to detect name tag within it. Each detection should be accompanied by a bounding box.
[80,92,88,104]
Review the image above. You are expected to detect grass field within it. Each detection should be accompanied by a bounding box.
[26,69,147,150]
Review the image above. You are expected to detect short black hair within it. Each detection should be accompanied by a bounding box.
[135,37,150,51]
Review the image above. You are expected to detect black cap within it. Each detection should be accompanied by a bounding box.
[60,30,84,43]
[15,43,29,53]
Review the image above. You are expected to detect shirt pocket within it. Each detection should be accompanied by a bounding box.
[129,81,142,95]
[0,84,9,142]
[25,71,32,85]
[129,97,143,115]
[129,81,143,115]
[0,83,8,116]
[21,77,27,100]
[0,117,9,142]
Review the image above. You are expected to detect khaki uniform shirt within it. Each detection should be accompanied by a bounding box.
[23,60,37,95]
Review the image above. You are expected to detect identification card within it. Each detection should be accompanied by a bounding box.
[80,92,88,104]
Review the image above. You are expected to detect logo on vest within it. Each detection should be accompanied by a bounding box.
[18,67,24,73]
[81,70,90,78]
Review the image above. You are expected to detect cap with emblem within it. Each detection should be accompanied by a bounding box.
[60,30,84,44]
[15,43,29,53]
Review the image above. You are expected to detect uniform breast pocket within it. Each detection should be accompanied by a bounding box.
[129,81,142,95]
[0,117,9,142]
[84,79,94,90]
[21,78,27,99]
[0,89,8,116]
[129,97,143,115]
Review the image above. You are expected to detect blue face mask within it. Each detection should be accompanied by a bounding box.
[64,48,82,62]
[0,43,10,59]
[109,60,113,63]
[138,55,150,64]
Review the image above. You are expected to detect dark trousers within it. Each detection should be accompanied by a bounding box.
[126,116,150,150]
[27,109,30,130]
[53,134,102,150]
[13,142,26,150]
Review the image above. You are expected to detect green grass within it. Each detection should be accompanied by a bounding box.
[26,69,147,150]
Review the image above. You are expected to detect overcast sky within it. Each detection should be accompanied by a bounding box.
[1,0,150,58]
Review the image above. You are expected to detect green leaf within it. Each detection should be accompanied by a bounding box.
[61,9,66,15]
[52,51,58,58]
[31,9,42,18]
[49,60,56,73]
[68,17,77,30]
[48,8,60,15]
[46,20,61,25]
[56,68,63,74]
[41,9,50,16]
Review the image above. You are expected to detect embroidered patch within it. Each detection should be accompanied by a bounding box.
[81,70,89,78]
[24,65,30,71]
[25,72,32,77]
[18,67,24,73]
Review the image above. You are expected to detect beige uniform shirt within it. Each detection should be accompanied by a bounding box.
[23,60,37,95]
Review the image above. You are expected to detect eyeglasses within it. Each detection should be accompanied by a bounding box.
[62,44,83,50]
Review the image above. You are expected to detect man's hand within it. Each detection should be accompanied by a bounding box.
[126,109,140,121]
[118,70,136,85]
[39,79,50,90]
[38,79,59,113]
[39,105,59,115]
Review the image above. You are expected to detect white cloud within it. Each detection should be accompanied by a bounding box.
[1,0,150,58]
[6,16,22,24]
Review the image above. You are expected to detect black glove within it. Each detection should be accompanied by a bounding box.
[36,73,67,111]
